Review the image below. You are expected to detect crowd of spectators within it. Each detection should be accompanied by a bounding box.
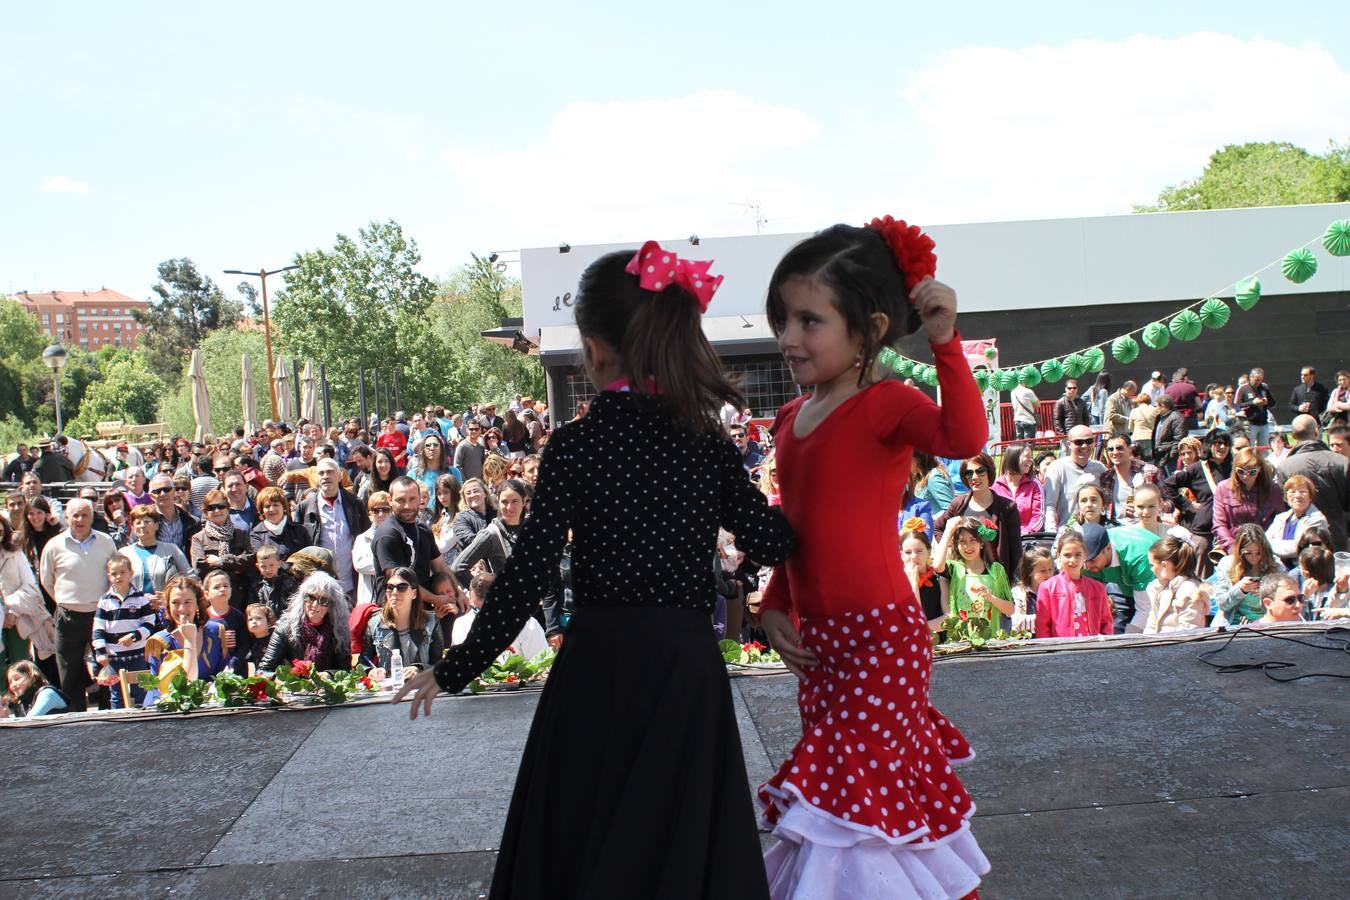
[2,362,1347,719]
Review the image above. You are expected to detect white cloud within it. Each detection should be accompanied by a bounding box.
[442,90,826,247]
[40,175,91,194]
[898,33,1350,222]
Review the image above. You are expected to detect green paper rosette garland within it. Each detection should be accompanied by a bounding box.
[1234,278,1261,311]
[1169,309,1202,341]
[1142,321,1170,350]
[1198,297,1230,329]
[1324,220,1350,257]
[1040,358,1065,383]
[1112,336,1140,364]
[1018,365,1042,388]
[1281,248,1318,284]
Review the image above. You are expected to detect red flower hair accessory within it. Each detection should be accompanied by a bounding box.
[976,518,999,543]
[864,215,937,290]
[625,240,724,313]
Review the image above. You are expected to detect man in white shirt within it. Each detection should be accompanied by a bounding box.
[1011,382,1040,440]
[1043,425,1108,531]
[39,498,116,711]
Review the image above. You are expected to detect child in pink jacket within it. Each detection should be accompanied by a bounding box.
[1036,532,1113,638]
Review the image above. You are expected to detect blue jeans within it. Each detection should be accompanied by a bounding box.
[1250,424,1271,452]
[1015,421,1037,440]
[106,651,147,710]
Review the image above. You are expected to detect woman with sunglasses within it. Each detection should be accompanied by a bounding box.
[934,452,1022,574]
[365,565,444,682]
[1212,448,1286,555]
[258,570,352,673]
[189,489,254,606]
[407,434,461,508]
[1097,438,1159,524]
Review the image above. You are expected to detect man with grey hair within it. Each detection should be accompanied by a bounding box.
[148,472,199,555]
[1277,414,1350,550]
[39,498,116,711]
[296,457,369,598]
[1043,425,1107,532]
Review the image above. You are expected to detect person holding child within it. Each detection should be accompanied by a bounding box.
[752,219,991,896]
[190,489,254,610]
[933,451,1022,575]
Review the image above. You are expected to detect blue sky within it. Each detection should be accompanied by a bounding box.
[3,1,1347,304]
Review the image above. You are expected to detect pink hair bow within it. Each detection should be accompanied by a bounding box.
[625,240,723,314]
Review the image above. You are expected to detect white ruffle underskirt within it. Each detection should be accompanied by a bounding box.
[764,793,989,900]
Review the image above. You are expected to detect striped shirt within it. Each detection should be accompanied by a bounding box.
[92,588,157,657]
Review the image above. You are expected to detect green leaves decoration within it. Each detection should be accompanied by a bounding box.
[1142,321,1171,350]
[1040,358,1065,383]
[1169,309,1202,341]
[1112,336,1140,364]
[1018,365,1041,388]
[1235,278,1261,311]
[1062,353,1088,379]
[1324,219,1350,257]
[1084,347,1105,373]
[1281,248,1317,284]
[1198,297,1230,329]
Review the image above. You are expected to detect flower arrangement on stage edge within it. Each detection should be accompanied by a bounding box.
[469,647,557,694]
[138,670,212,713]
[275,660,378,704]
[936,598,1030,651]
[721,639,783,665]
[212,672,284,707]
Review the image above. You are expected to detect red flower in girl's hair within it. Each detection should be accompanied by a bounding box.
[864,215,938,290]
[289,659,314,677]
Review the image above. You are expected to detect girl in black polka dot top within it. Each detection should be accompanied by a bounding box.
[396,240,794,899]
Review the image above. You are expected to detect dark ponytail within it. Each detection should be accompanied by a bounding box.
[575,250,744,435]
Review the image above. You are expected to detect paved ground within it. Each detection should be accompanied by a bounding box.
[2,628,1346,899]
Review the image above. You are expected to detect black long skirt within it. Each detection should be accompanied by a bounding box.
[488,605,770,900]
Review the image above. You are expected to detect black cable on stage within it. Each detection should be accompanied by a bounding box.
[1195,624,1350,683]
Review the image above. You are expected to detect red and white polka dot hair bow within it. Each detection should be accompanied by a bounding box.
[624,240,724,314]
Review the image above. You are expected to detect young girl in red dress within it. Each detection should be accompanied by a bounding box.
[759,218,991,898]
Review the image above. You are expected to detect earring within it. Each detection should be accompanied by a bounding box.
[853,352,864,369]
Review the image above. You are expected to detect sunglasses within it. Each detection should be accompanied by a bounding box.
[961,466,988,478]
[205,503,229,512]
[1107,445,1129,453]
[150,487,174,495]
[303,595,334,608]
[385,582,415,593]
[1070,438,1094,447]
[1236,467,1259,477]
[1303,540,1326,548]
[369,506,392,514]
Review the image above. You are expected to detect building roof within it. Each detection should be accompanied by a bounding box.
[15,288,144,307]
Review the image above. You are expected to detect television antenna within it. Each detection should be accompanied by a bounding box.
[730,198,769,234]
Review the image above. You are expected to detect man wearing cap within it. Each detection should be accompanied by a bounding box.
[1042,425,1107,532]
[1081,521,1159,634]
[479,402,504,432]
[34,439,76,485]
[2,444,35,482]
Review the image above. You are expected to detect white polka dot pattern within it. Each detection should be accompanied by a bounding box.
[435,391,795,693]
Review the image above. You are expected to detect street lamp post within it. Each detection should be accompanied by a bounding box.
[224,264,299,421]
[42,344,68,434]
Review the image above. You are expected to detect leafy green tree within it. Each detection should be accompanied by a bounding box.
[68,352,166,436]
[272,220,438,415]
[0,297,46,362]
[430,256,545,409]
[134,258,242,382]
[1137,141,1350,212]
[160,326,270,438]
[18,351,101,436]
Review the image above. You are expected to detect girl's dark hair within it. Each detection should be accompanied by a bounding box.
[1296,525,1333,555]
[1092,372,1112,392]
[498,478,532,502]
[1148,535,1197,578]
[1298,545,1334,584]
[0,513,17,554]
[1016,545,1054,589]
[371,448,399,493]
[382,566,425,629]
[766,224,921,384]
[1202,428,1232,462]
[1001,443,1031,477]
[434,473,461,518]
[953,516,996,564]
[575,249,744,435]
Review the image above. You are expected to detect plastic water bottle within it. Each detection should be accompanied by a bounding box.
[389,650,404,688]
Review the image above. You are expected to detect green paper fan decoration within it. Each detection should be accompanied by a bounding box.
[1018,365,1041,388]
[994,368,1019,391]
[1170,309,1202,342]
[878,347,898,368]
[1282,248,1317,284]
[1142,321,1170,350]
[1324,219,1350,257]
[1062,353,1088,379]
[922,365,939,387]
[1084,347,1105,373]
[1235,278,1261,311]
[894,356,915,377]
[1112,335,1140,364]
[1040,358,1065,383]
[973,369,991,392]
[1198,297,1230,329]
[984,347,997,361]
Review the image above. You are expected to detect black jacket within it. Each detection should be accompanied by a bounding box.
[295,488,371,549]
[1053,396,1090,434]
[248,519,312,565]
[1153,411,1188,466]
[1290,381,1329,418]
[258,622,347,673]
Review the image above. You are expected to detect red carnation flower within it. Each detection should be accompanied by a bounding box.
[290,659,314,677]
[865,215,938,290]
[249,682,269,701]
[958,609,969,621]
[359,676,375,691]
[505,674,519,684]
